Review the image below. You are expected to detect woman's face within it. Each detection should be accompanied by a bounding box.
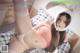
[56,15,67,30]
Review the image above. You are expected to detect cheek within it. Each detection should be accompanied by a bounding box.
[57,21,66,27]
[61,23,66,28]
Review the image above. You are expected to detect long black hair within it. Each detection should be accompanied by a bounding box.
[45,12,71,52]
[45,24,66,52]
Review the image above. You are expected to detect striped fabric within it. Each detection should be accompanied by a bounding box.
[31,9,48,27]
[58,42,71,53]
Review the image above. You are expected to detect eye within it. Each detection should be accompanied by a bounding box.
[57,20,61,23]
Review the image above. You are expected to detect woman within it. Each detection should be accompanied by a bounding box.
[25,12,76,53]
[51,12,71,53]
[55,12,71,45]
[0,0,79,53]
[8,1,80,53]
[8,1,72,53]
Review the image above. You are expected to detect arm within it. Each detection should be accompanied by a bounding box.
[9,0,31,53]
[9,0,48,53]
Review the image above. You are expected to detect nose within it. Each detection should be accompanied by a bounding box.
[58,21,65,28]
[60,21,64,25]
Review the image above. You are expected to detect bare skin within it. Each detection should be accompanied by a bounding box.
[4,1,79,53]
[8,0,52,53]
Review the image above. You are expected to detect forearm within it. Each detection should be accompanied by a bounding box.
[12,0,47,51]
[13,0,33,35]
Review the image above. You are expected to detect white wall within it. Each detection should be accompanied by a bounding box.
[67,5,80,35]
[33,0,52,10]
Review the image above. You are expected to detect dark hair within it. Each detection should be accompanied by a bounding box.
[45,24,58,52]
[46,12,71,52]
[56,12,71,27]
[45,12,71,51]
[45,24,66,52]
